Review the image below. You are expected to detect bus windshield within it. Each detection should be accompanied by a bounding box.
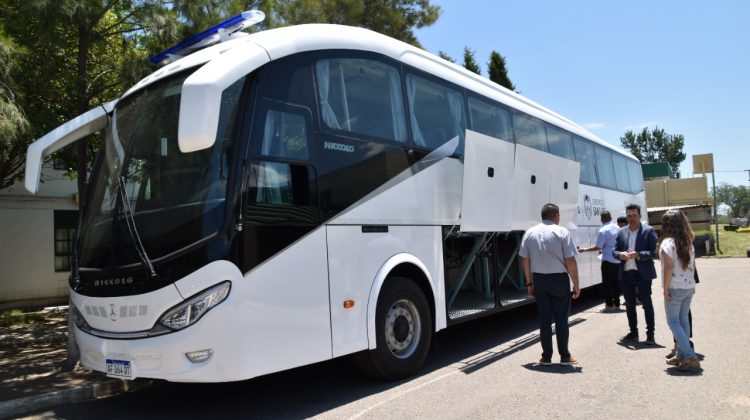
[78,71,245,270]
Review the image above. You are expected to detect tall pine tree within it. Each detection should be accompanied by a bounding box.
[488,51,516,91]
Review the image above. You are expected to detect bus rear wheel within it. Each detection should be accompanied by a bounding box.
[356,277,432,380]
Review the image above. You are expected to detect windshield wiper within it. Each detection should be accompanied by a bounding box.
[116,176,157,278]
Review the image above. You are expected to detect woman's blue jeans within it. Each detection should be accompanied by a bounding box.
[664,287,696,360]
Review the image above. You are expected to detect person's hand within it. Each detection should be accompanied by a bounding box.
[572,285,581,299]
[526,284,534,296]
[663,290,672,301]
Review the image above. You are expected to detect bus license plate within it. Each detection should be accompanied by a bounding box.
[106,359,133,379]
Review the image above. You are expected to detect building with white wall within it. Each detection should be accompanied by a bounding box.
[0,164,77,310]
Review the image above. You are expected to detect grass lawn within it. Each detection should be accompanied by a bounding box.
[713,224,750,256]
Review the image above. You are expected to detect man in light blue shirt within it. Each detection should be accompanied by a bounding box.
[578,211,621,311]
[520,203,580,365]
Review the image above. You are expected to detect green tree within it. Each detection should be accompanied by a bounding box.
[269,0,441,47]
[0,25,29,190]
[713,183,750,218]
[619,127,686,176]
[462,46,480,75]
[438,50,454,63]
[487,50,515,91]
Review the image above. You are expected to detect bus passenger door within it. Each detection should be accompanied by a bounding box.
[236,101,333,376]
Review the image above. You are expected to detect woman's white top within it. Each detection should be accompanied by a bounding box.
[660,238,696,289]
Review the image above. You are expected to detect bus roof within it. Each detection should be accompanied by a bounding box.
[123,23,636,160]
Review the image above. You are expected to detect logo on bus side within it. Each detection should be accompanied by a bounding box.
[578,194,606,220]
[324,141,355,153]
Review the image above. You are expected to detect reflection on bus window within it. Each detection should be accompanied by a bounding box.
[251,161,292,205]
[467,97,512,142]
[627,159,644,193]
[405,74,466,151]
[547,126,575,160]
[573,137,598,185]
[260,110,309,160]
[612,154,631,192]
[595,147,616,189]
[513,114,547,152]
[315,58,406,142]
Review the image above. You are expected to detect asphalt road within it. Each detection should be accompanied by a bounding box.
[24,258,750,419]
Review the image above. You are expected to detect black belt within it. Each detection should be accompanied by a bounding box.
[533,272,567,276]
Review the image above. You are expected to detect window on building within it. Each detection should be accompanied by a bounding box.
[54,210,78,272]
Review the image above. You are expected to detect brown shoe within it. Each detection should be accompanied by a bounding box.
[677,358,701,372]
[666,357,683,366]
[560,355,578,365]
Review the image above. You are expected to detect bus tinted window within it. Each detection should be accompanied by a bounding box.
[513,114,547,152]
[573,137,597,184]
[546,126,575,160]
[467,97,512,142]
[627,159,644,192]
[595,147,616,189]
[260,110,309,160]
[612,154,630,192]
[406,74,466,150]
[315,58,407,142]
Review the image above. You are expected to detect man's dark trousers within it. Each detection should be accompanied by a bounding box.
[601,261,621,307]
[621,270,655,335]
[533,273,572,360]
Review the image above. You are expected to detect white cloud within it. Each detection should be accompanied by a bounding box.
[583,122,605,130]
[624,121,659,131]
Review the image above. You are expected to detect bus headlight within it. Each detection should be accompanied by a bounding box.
[158,281,231,331]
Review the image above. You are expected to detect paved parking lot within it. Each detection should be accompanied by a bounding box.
[25,258,750,419]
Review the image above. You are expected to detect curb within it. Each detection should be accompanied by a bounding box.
[0,378,154,419]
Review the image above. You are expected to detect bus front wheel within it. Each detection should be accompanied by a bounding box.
[356,277,432,380]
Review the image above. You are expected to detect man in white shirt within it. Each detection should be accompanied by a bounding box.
[578,210,621,311]
[520,203,581,365]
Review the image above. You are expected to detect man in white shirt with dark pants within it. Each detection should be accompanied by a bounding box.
[520,203,581,365]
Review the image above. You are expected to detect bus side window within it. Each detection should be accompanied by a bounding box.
[513,114,547,152]
[595,147,616,189]
[405,73,466,151]
[573,137,598,185]
[546,126,575,160]
[260,110,309,160]
[315,58,407,142]
[612,154,631,192]
[467,96,512,143]
[627,159,644,193]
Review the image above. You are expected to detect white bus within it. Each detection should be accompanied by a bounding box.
[25,13,645,382]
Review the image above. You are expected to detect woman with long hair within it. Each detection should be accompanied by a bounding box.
[659,209,700,371]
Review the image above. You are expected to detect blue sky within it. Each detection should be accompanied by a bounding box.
[416,0,750,188]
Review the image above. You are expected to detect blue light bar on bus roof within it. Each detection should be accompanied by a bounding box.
[149,10,265,67]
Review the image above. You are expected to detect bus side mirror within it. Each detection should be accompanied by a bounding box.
[178,42,269,153]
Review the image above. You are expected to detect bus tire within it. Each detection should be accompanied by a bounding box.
[355,277,432,380]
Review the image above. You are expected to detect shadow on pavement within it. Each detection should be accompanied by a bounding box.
[616,341,666,351]
[521,363,583,374]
